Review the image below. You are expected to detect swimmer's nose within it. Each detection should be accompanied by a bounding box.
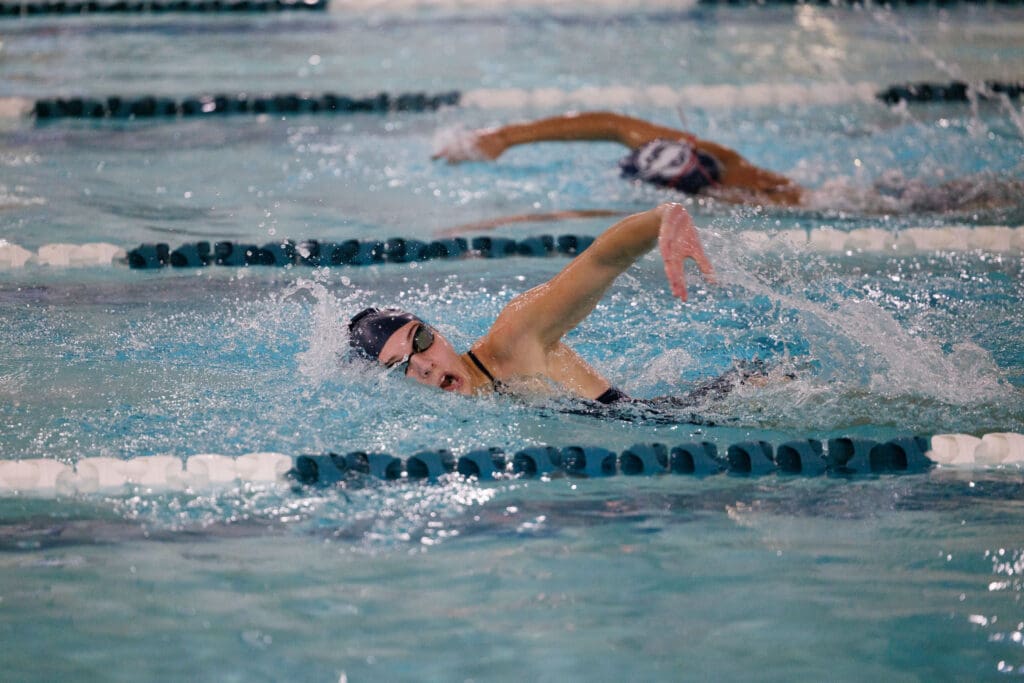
[408,354,433,379]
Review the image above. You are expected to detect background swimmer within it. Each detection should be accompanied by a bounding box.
[349,203,723,410]
[433,110,1023,214]
[432,110,804,206]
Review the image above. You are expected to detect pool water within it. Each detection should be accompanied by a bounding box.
[1,2,1024,680]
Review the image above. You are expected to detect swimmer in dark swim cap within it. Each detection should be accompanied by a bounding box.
[432,111,804,206]
[348,203,716,404]
[433,111,1024,215]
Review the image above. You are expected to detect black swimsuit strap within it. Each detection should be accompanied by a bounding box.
[466,349,497,384]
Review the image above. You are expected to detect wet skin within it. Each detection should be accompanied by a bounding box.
[373,203,715,402]
[377,321,484,396]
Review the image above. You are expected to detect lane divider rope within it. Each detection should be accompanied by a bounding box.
[3,225,1023,271]
[28,91,460,120]
[1,433,1021,497]
[2,80,1020,121]
[737,225,1024,254]
[877,80,1023,104]
[0,0,325,17]
[5,0,1024,18]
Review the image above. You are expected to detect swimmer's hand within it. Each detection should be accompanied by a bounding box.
[431,125,504,163]
[658,203,716,301]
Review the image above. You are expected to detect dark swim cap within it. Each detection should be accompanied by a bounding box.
[348,307,422,361]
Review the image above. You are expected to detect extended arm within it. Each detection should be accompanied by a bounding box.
[490,203,714,351]
[433,111,693,161]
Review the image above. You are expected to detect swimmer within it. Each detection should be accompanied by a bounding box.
[432,111,1023,214]
[431,110,804,206]
[349,203,762,415]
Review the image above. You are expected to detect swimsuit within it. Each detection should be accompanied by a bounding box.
[468,349,777,425]
[594,386,630,404]
[619,138,722,194]
[467,348,627,405]
[558,360,783,425]
[466,349,505,392]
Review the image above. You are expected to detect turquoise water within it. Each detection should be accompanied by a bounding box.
[1,2,1024,680]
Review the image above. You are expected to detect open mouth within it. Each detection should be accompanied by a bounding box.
[440,373,458,391]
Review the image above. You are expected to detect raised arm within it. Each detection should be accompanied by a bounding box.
[490,203,714,351]
[433,111,693,162]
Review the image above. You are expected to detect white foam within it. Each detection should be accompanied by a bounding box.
[774,230,809,250]
[738,231,772,252]
[432,125,489,162]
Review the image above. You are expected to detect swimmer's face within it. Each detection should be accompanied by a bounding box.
[377,321,472,395]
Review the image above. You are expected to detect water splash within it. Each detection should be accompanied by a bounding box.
[870,6,1024,142]
[279,274,358,384]
[806,172,1024,216]
[695,228,1019,431]
[0,184,46,210]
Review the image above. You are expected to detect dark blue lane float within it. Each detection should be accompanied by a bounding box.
[32,91,461,120]
[1,0,326,16]
[127,234,596,270]
[455,448,508,480]
[288,437,935,486]
[878,80,1023,104]
[825,436,932,476]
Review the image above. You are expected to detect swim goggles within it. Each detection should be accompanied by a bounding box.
[386,323,435,376]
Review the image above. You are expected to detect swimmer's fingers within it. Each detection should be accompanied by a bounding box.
[430,128,504,163]
[687,233,717,285]
[658,207,689,300]
[663,258,687,301]
[671,206,716,286]
[430,147,471,163]
[430,128,484,163]
[658,203,716,301]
